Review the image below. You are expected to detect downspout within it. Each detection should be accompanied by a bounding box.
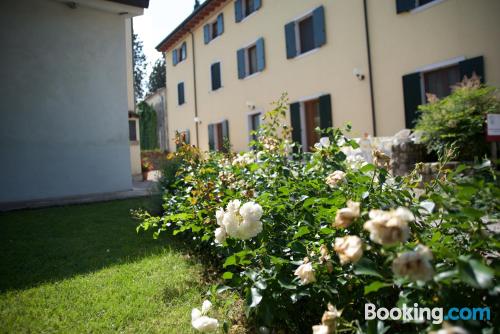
[363,0,377,136]
[189,31,200,147]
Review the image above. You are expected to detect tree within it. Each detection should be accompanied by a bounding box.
[133,33,147,102]
[137,101,158,150]
[147,57,166,94]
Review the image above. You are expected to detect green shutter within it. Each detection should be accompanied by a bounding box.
[459,56,485,83]
[290,102,301,145]
[172,49,178,66]
[396,0,416,13]
[319,94,332,129]
[284,22,296,59]
[235,0,243,22]
[177,82,185,105]
[237,48,246,79]
[203,24,210,44]
[211,62,221,90]
[254,0,261,10]
[256,38,265,72]
[217,13,224,35]
[402,72,422,128]
[312,6,326,48]
[208,124,215,150]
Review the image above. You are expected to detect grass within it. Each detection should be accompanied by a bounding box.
[0,197,231,333]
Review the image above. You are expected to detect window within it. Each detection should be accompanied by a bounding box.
[177,82,185,105]
[402,56,484,128]
[423,65,460,99]
[290,94,332,152]
[237,38,265,79]
[248,45,258,75]
[172,42,187,66]
[208,120,229,152]
[284,6,326,59]
[248,112,261,145]
[396,0,442,13]
[204,13,224,44]
[129,120,137,141]
[211,62,222,91]
[235,0,261,22]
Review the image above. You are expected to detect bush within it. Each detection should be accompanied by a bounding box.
[137,96,499,333]
[414,76,500,161]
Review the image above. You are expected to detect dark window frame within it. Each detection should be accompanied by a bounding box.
[247,44,258,76]
[129,120,137,141]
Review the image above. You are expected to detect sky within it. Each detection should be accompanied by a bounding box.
[133,0,207,76]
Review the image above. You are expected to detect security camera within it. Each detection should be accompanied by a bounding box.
[353,68,365,81]
[246,101,255,110]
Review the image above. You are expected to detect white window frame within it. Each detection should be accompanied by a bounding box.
[241,0,257,21]
[411,0,446,14]
[415,56,464,103]
[240,39,259,78]
[288,8,318,58]
[207,15,222,43]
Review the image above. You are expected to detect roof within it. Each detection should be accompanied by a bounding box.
[156,0,227,52]
[108,0,149,8]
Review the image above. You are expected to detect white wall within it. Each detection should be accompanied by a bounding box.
[0,0,133,203]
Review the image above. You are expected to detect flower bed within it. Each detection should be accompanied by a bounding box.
[137,97,499,333]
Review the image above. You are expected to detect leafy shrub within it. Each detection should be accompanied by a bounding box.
[414,76,500,161]
[137,96,499,333]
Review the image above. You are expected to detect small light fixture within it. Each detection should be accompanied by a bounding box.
[246,101,256,110]
[353,68,365,81]
[194,117,201,124]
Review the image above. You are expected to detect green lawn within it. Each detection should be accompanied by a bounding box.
[0,197,223,333]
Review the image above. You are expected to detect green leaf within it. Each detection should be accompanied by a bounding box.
[353,258,383,278]
[222,272,233,280]
[293,226,310,239]
[223,255,237,268]
[360,164,376,173]
[364,281,390,295]
[458,257,494,289]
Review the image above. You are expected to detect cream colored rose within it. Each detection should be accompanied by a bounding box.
[334,236,363,265]
[333,201,360,228]
[312,303,340,334]
[363,208,413,246]
[294,262,316,285]
[392,245,434,282]
[326,170,346,188]
[214,227,227,244]
[191,300,218,332]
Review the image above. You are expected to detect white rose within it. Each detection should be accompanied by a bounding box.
[237,219,263,240]
[363,208,412,246]
[191,316,218,332]
[333,201,360,228]
[312,325,330,334]
[215,208,225,226]
[214,227,227,244]
[294,262,316,285]
[320,137,331,148]
[222,212,239,238]
[226,200,241,214]
[434,326,469,334]
[392,246,434,282]
[326,170,346,188]
[334,236,363,264]
[239,202,263,222]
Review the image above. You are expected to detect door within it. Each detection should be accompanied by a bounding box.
[304,99,320,151]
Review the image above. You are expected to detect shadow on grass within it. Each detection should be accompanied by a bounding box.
[0,196,180,292]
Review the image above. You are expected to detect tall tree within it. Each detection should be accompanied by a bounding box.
[132,33,147,102]
[147,57,166,94]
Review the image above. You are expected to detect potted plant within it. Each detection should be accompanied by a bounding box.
[141,158,153,181]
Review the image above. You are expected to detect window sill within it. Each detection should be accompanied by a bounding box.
[208,34,222,44]
[239,10,258,23]
[292,47,320,60]
[243,71,262,80]
[410,0,446,14]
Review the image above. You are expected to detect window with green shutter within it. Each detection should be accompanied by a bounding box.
[204,13,224,44]
[177,82,185,105]
[236,38,265,79]
[211,62,222,90]
[207,120,230,151]
[235,0,261,22]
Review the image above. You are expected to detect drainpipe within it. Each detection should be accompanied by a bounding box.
[189,31,200,147]
[363,0,377,136]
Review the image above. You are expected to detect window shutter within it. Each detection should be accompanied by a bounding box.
[319,94,332,129]
[217,13,224,35]
[204,24,210,44]
[396,0,416,13]
[211,62,221,90]
[221,120,230,151]
[172,49,178,66]
[235,0,243,22]
[177,82,185,105]
[256,38,265,72]
[208,124,215,150]
[402,72,422,128]
[459,56,485,83]
[181,42,187,59]
[312,6,326,48]
[284,22,297,59]
[254,0,262,10]
[290,102,301,145]
[237,48,246,79]
[185,130,191,144]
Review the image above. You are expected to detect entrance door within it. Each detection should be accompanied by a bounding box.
[304,99,320,151]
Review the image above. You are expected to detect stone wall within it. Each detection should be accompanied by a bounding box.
[391,139,427,176]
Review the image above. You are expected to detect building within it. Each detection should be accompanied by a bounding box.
[157,0,500,152]
[0,0,148,206]
[143,87,168,151]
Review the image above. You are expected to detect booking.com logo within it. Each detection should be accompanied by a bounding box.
[365,303,491,324]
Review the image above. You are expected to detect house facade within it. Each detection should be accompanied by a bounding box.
[157,0,500,152]
[0,0,148,205]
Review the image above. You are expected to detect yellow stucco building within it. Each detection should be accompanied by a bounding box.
[157,0,500,152]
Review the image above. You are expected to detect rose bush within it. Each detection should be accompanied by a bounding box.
[137,96,499,333]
